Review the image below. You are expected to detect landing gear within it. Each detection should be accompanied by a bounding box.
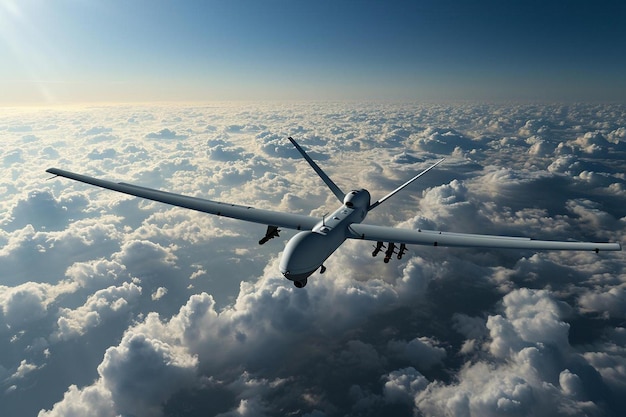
[293,278,308,288]
[320,265,326,274]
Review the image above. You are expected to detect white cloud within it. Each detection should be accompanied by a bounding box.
[9,360,41,380]
[409,289,610,416]
[0,102,624,416]
[578,286,626,318]
[52,282,142,341]
[39,331,198,417]
[0,281,76,329]
[151,286,168,301]
[382,367,429,405]
[98,332,198,416]
[37,384,115,417]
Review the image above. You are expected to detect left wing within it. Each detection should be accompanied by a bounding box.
[348,223,621,252]
[46,168,320,231]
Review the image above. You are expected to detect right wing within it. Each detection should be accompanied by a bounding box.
[348,223,621,252]
[46,168,320,231]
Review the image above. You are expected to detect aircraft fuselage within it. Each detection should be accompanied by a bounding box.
[279,189,370,285]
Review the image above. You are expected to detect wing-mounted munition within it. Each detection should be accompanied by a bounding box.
[259,225,280,245]
[372,241,408,261]
[47,136,622,289]
[372,241,385,257]
[384,242,396,263]
[397,243,407,260]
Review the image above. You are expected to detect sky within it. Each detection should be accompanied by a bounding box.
[1,0,626,104]
[1,101,625,416]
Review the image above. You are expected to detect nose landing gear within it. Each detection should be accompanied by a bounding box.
[293,278,308,288]
[292,264,325,288]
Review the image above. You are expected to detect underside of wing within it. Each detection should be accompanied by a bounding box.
[47,168,320,231]
[348,223,621,252]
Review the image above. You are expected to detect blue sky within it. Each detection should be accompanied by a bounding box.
[1,0,625,103]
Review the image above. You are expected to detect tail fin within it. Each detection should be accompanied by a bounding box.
[288,137,345,202]
[368,158,445,211]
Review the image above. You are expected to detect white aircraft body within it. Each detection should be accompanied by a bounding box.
[47,137,621,288]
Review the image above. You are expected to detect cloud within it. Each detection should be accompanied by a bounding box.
[387,337,446,370]
[0,281,76,330]
[52,282,142,341]
[9,360,41,380]
[87,148,117,160]
[145,128,187,140]
[207,143,248,162]
[411,127,485,155]
[39,331,198,417]
[382,367,429,405]
[578,286,626,318]
[82,126,113,136]
[3,149,24,165]
[36,384,115,417]
[408,289,614,417]
[99,332,198,416]
[151,286,168,301]
[0,102,624,416]
[2,190,89,232]
[487,288,570,357]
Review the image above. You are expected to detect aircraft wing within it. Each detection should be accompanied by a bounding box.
[347,223,621,252]
[46,168,320,231]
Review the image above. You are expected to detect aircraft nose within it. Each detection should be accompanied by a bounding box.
[281,269,314,282]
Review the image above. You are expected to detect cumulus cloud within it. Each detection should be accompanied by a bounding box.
[387,337,446,369]
[9,360,41,380]
[39,332,197,417]
[382,367,429,405]
[151,286,168,301]
[53,282,142,341]
[578,286,626,318]
[2,190,89,231]
[0,281,77,329]
[0,102,624,416]
[407,289,614,417]
[145,128,187,140]
[411,126,485,155]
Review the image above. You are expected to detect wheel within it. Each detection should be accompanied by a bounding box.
[293,278,308,288]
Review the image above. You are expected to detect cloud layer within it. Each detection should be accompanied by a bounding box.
[0,102,624,416]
